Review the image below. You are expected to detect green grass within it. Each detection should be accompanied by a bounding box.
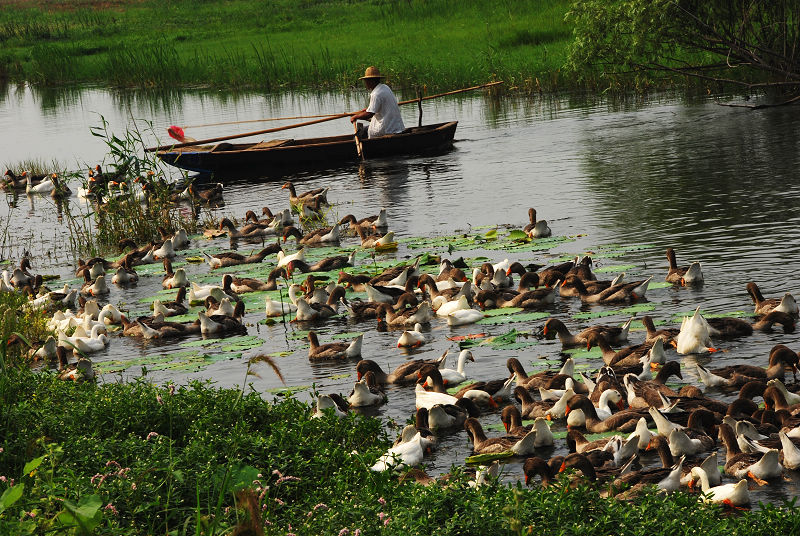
[1,370,799,535]
[0,0,574,91]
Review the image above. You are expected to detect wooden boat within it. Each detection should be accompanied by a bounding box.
[157,122,457,177]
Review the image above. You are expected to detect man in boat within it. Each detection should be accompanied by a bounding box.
[350,66,405,138]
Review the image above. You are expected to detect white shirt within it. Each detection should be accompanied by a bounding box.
[366,83,405,138]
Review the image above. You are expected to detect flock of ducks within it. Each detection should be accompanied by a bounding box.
[10,172,800,507]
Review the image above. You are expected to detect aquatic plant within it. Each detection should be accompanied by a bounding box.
[64,117,198,257]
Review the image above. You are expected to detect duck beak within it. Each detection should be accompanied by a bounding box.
[543,325,549,336]
[564,406,571,415]
[616,400,626,410]
[558,462,566,473]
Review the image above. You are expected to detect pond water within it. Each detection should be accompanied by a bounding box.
[3,83,800,505]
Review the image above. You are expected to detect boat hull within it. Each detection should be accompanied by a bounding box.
[157,122,458,177]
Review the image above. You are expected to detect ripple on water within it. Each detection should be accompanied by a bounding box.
[3,86,800,504]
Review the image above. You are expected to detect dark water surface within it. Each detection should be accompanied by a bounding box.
[3,84,800,504]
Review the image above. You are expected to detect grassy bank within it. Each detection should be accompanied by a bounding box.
[0,0,572,91]
[1,369,799,535]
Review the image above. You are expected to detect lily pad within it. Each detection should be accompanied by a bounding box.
[482,307,524,317]
[594,264,637,274]
[465,452,514,465]
[571,303,657,320]
[475,311,550,325]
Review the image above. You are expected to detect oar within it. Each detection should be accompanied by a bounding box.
[145,112,353,152]
[147,81,504,152]
[353,122,364,160]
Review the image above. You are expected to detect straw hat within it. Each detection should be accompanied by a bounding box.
[359,66,384,80]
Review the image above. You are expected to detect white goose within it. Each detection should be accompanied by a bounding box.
[779,432,800,470]
[434,294,472,317]
[153,239,175,261]
[172,229,189,250]
[265,296,297,317]
[437,349,474,385]
[675,307,715,354]
[689,466,750,506]
[447,308,484,326]
[397,323,426,348]
[162,268,188,289]
[415,383,458,410]
[370,433,424,472]
[82,275,109,296]
[277,248,305,269]
[26,173,56,194]
[347,377,385,408]
[313,395,348,418]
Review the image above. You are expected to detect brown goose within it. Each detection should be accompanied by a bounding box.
[355,356,443,385]
[281,181,328,206]
[696,345,798,387]
[565,394,643,433]
[543,317,632,348]
[463,418,537,455]
[706,311,795,337]
[506,357,587,393]
[746,282,798,316]
[665,248,703,285]
[282,224,340,246]
[586,334,654,368]
[562,275,649,304]
[512,387,558,420]
[523,457,557,486]
[474,287,556,309]
[285,251,356,276]
[641,315,679,345]
[307,330,362,361]
[206,243,282,269]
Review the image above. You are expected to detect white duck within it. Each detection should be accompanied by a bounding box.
[111,266,138,285]
[675,307,716,354]
[277,248,305,269]
[26,173,56,194]
[779,432,800,470]
[313,395,348,418]
[415,383,458,410]
[447,308,484,326]
[539,377,575,402]
[370,433,424,472]
[347,377,385,408]
[397,323,426,348]
[680,452,720,486]
[82,275,109,296]
[437,349,474,384]
[265,296,297,317]
[171,229,189,250]
[162,268,188,289]
[153,239,175,261]
[434,294,472,317]
[689,466,750,506]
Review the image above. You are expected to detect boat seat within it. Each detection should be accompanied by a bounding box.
[245,139,293,150]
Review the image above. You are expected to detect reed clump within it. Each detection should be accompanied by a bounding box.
[64,117,197,257]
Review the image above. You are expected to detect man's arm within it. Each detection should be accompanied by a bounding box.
[350,109,374,123]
